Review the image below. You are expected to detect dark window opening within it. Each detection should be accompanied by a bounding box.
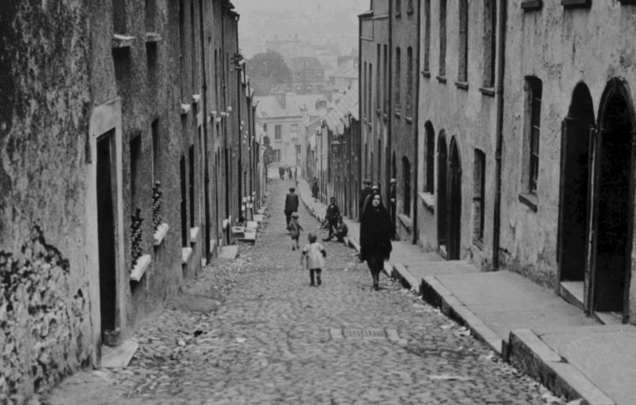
[525,76,542,193]
[151,120,159,183]
[425,123,435,193]
[424,0,431,73]
[113,0,127,34]
[473,149,485,242]
[145,0,155,32]
[146,42,158,93]
[189,145,195,228]
[403,156,411,216]
[439,0,447,77]
[395,47,401,113]
[458,0,468,83]
[180,156,188,247]
[407,47,413,117]
[483,0,497,88]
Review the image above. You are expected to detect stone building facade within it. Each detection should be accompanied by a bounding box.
[288,56,326,95]
[0,0,260,402]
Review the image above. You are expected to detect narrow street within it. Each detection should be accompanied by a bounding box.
[46,178,556,405]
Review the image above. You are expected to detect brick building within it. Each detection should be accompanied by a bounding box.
[0,0,260,401]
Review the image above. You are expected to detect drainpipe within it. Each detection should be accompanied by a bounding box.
[492,0,507,270]
[412,1,422,245]
[199,0,209,259]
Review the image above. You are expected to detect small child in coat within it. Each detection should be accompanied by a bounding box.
[289,212,303,250]
[301,232,327,286]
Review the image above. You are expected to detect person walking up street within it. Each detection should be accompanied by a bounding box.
[289,212,303,250]
[284,187,300,230]
[360,191,393,291]
[389,178,397,238]
[323,197,341,241]
[288,167,293,180]
[311,180,319,201]
[294,167,298,180]
[279,166,284,180]
[359,180,372,222]
[301,232,327,287]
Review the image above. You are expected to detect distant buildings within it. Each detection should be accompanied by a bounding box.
[288,57,326,94]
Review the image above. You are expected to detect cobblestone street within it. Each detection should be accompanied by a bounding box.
[45,178,561,405]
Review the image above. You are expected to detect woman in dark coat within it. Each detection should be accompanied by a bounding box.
[359,191,393,290]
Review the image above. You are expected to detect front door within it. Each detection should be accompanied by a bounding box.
[448,139,462,260]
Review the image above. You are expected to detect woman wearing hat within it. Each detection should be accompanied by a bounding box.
[359,189,393,290]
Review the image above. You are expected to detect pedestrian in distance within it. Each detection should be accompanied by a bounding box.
[289,212,303,250]
[333,215,348,243]
[279,166,284,180]
[284,187,300,230]
[323,197,341,241]
[301,232,327,287]
[288,167,293,180]
[294,167,298,179]
[311,180,319,201]
[360,191,393,291]
[359,180,372,222]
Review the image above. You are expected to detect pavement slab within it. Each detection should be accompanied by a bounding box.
[44,175,562,405]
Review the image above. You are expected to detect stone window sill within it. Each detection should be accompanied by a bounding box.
[180,103,191,115]
[562,0,591,8]
[436,75,447,84]
[153,223,169,246]
[418,192,435,212]
[398,214,413,232]
[405,117,413,124]
[192,94,201,104]
[479,87,496,97]
[182,247,193,265]
[112,34,135,48]
[130,254,151,282]
[190,227,200,244]
[146,32,162,42]
[521,0,543,9]
[519,192,538,212]
[455,81,469,91]
[394,111,401,119]
[422,70,431,78]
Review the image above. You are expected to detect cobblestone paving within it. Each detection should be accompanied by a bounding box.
[44,179,565,405]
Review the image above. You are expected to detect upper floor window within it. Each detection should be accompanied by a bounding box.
[408,0,414,13]
[473,149,486,243]
[524,76,542,193]
[439,0,447,77]
[291,124,298,139]
[395,47,402,113]
[406,47,413,117]
[396,0,402,15]
[425,123,435,193]
[275,125,282,140]
[423,0,431,73]
[458,0,468,83]
[483,0,497,88]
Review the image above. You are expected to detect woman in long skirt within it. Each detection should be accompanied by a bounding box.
[359,191,393,290]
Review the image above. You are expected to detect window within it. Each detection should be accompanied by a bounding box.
[383,44,388,114]
[395,47,401,114]
[178,0,186,101]
[424,0,431,73]
[408,0,414,13]
[364,62,368,117]
[483,0,497,88]
[130,135,142,210]
[114,0,127,34]
[368,63,373,120]
[275,125,282,140]
[473,149,485,243]
[396,0,402,15]
[274,150,281,162]
[458,0,468,83]
[190,0,196,92]
[525,77,542,194]
[425,123,435,193]
[152,120,159,183]
[376,45,381,110]
[145,0,155,32]
[403,156,411,216]
[439,0,447,77]
[291,124,298,139]
[407,47,413,117]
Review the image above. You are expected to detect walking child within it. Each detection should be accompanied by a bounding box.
[289,212,303,250]
[301,232,327,286]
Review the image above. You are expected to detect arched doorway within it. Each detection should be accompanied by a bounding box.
[437,132,448,252]
[558,83,594,297]
[448,138,462,260]
[588,78,636,320]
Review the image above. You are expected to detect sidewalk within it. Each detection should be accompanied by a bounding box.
[296,176,634,405]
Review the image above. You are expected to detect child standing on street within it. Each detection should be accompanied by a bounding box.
[289,212,303,250]
[301,232,327,286]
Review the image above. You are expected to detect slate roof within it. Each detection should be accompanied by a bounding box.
[331,61,358,79]
[323,84,359,135]
[255,93,331,120]
[288,57,323,71]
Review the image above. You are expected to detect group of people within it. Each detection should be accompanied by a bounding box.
[283,178,393,291]
[278,165,297,180]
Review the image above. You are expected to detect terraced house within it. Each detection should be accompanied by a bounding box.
[0,0,261,401]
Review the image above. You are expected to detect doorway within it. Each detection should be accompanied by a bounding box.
[557,83,594,304]
[96,133,117,338]
[437,133,448,252]
[447,138,462,260]
[588,79,636,321]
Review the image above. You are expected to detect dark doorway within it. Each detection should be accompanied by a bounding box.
[558,83,594,286]
[180,155,188,247]
[448,138,462,260]
[97,133,117,336]
[189,145,195,228]
[589,80,635,316]
[402,156,411,216]
[437,133,448,250]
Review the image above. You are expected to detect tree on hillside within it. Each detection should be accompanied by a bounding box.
[246,50,291,96]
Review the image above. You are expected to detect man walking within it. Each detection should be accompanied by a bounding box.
[359,180,372,222]
[294,167,298,180]
[323,197,341,241]
[284,187,300,230]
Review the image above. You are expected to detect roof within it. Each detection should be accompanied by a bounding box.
[324,84,359,135]
[255,93,332,120]
[331,61,358,79]
[288,57,323,71]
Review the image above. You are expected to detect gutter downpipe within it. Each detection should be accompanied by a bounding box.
[493,0,507,270]
[412,1,422,245]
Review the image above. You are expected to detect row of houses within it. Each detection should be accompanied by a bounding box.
[313,0,636,326]
[0,0,263,401]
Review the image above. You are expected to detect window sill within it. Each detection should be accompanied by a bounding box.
[436,75,447,84]
[421,70,431,78]
[418,192,435,212]
[519,192,538,212]
[405,117,413,124]
[153,223,170,246]
[398,214,413,232]
[192,94,201,104]
[396,11,401,17]
[112,34,135,48]
[394,111,401,119]
[455,81,469,91]
[561,0,591,8]
[407,8,414,14]
[190,227,200,244]
[180,103,191,115]
[145,32,162,42]
[182,247,193,265]
[521,0,543,9]
[130,254,152,282]
[479,87,496,97]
